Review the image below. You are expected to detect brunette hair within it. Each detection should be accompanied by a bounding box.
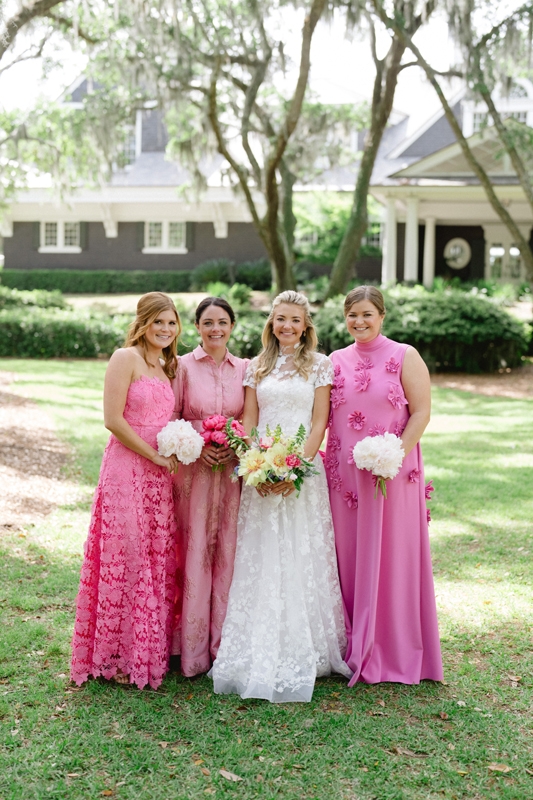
[195,296,236,325]
[124,292,181,379]
[253,290,318,384]
[343,285,386,317]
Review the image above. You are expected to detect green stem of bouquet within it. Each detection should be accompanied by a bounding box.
[374,476,387,500]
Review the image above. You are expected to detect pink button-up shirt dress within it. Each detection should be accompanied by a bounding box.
[172,346,248,676]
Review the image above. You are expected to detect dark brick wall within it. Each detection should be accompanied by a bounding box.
[4,221,267,271]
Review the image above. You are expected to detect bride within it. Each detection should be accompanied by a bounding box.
[210,291,352,702]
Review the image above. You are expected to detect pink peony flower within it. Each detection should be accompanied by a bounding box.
[203,414,228,431]
[211,430,229,446]
[369,423,386,437]
[385,357,400,373]
[394,420,406,437]
[409,469,421,483]
[356,358,373,371]
[388,383,408,410]
[230,419,246,437]
[348,410,366,431]
[343,491,358,509]
[328,432,341,451]
[285,454,302,468]
[201,430,213,444]
[259,436,274,448]
[330,388,346,409]
[354,370,371,392]
[427,508,431,523]
[425,480,434,500]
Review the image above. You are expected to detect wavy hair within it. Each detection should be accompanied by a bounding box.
[124,292,181,379]
[253,291,318,384]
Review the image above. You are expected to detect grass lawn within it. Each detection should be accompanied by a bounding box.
[0,359,532,800]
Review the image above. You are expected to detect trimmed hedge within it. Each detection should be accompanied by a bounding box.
[190,259,272,291]
[0,270,192,294]
[313,287,531,372]
[0,309,129,358]
[0,286,67,310]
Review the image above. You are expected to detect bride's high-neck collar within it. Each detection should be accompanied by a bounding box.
[278,342,298,356]
[352,333,387,352]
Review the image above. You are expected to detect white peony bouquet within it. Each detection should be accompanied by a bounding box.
[157,419,204,465]
[352,432,405,499]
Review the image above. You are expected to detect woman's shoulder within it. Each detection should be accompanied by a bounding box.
[311,351,332,368]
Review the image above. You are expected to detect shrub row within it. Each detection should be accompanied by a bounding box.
[313,287,531,372]
[0,285,67,310]
[0,260,272,294]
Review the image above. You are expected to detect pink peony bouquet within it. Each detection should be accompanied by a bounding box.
[201,415,249,471]
[235,423,318,496]
[352,432,405,499]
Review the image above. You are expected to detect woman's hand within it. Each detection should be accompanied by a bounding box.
[152,453,179,474]
[256,480,296,498]
[202,444,235,467]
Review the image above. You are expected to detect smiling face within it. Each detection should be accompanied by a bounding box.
[143,308,179,351]
[272,303,307,349]
[196,304,235,352]
[345,299,384,343]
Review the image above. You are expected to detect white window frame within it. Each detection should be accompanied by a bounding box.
[39,221,82,254]
[142,221,187,254]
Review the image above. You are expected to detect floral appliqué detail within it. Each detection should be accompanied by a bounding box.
[330,388,346,409]
[330,474,343,493]
[385,357,400,373]
[388,383,408,410]
[347,411,366,431]
[325,452,340,473]
[394,420,407,437]
[369,423,386,437]
[356,358,373,371]
[409,469,421,483]
[327,408,334,429]
[333,364,345,389]
[328,432,342,452]
[343,491,358,509]
[427,508,432,524]
[425,480,434,500]
[354,370,371,393]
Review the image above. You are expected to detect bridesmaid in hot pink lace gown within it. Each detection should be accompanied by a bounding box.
[326,286,442,685]
[71,293,181,690]
[172,297,248,676]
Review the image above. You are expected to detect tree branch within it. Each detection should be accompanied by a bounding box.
[0,0,65,61]
[45,12,101,44]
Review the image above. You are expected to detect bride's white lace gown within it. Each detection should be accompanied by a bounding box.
[210,351,352,702]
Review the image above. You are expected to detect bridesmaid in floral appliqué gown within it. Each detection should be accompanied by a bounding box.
[71,293,181,690]
[326,286,443,686]
[172,297,248,676]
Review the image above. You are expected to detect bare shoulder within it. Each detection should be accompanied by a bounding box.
[106,347,138,378]
[402,346,430,385]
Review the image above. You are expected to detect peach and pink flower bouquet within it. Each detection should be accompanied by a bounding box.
[227,422,318,495]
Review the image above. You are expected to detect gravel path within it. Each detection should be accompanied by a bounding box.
[0,372,82,530]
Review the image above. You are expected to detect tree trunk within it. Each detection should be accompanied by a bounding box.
[326,34,406,298]
[373,0,533,282]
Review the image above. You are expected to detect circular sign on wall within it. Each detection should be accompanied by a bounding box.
[443,237,472,270]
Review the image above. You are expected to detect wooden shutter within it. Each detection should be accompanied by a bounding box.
[80,222,89,249]
[136,222,145,250]
[32,222,40,249]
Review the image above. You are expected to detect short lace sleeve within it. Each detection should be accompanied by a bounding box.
[313,353,334,388]
[243,358,258,389]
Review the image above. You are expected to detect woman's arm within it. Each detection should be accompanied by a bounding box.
[304,385,331,460]
[103,349,178,472]
[400,347,431,457]
[242,386,259,435]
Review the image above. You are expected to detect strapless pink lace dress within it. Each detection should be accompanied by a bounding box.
[70,376,178,690]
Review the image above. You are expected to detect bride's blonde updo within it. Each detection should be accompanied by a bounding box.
[253,290,318,384]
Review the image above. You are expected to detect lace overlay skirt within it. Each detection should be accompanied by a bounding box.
[210,459,352,702]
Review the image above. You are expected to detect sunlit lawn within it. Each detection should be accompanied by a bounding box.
[0,358,532,800]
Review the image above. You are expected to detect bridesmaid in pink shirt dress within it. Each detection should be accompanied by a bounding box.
[172,297,249,676]
[325,286,443,685]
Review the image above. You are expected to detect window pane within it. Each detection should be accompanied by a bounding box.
[148,222,163,247]
[473,112,488,133]
[489,244,503,279]
[169,222,185,248]
[44,222,58,246]
[64,222,80,247]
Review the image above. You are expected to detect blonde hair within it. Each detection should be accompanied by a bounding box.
[124,292,181,379]
[343,285,386,317]
[254,290,318,384]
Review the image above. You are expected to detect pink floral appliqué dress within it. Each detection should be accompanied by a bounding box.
[326,334,443,685]
[70,376,178,690]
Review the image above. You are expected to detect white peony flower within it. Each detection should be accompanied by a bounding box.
[157,419,204,465]
[352,432,405,498]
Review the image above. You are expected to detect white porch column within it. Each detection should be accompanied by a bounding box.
[381,197,397,285]
[422,217,436,288]
[404,197,419,282]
